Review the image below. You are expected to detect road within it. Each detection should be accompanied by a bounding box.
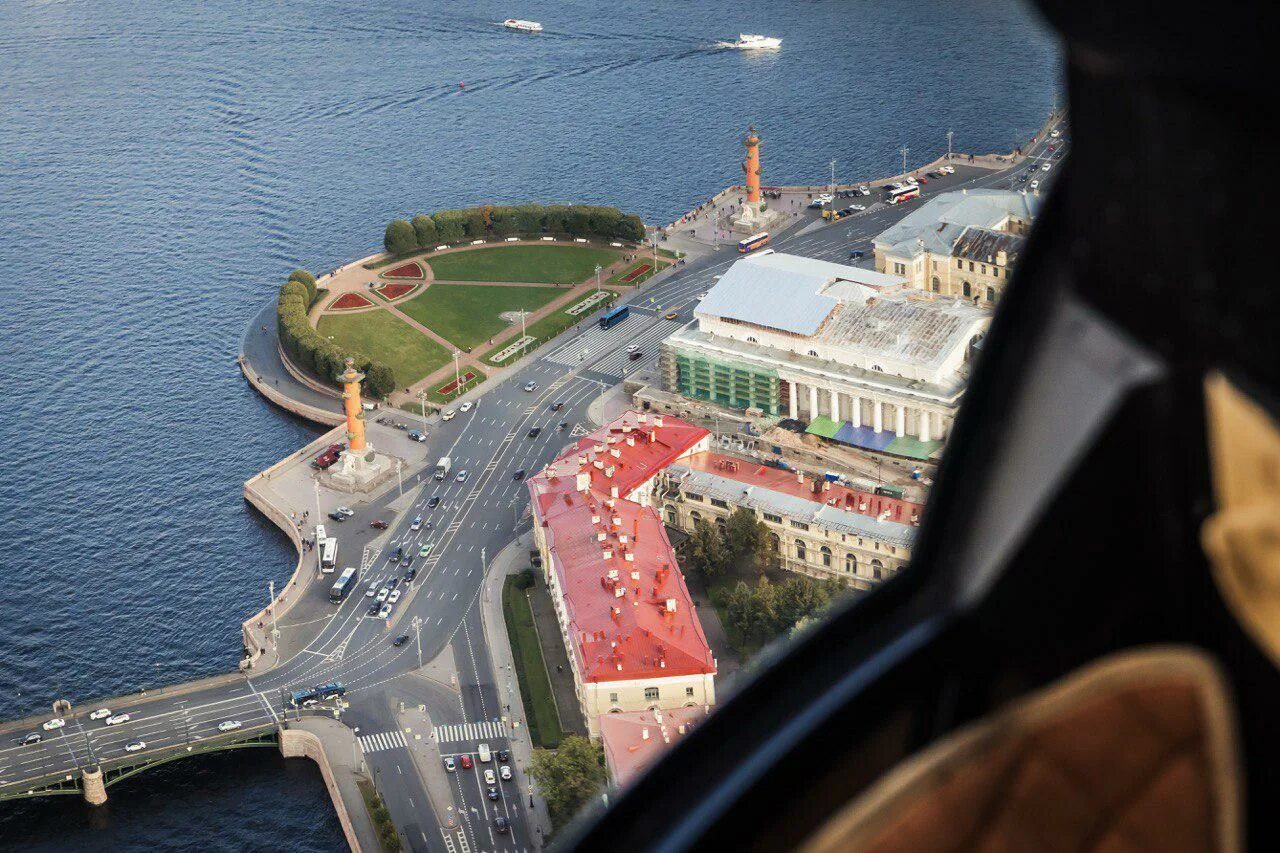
[0,115,1067,851]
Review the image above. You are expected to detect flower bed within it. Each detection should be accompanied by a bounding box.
[383,261,426,279]
[436,371,477,396]
[621,263,653,283]
[330,292,375,310]
[376,282,418,300]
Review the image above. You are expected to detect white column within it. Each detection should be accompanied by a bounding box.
[919,410,931,442]
[873,400,883,433]
[895,404,906,436]
[809,386,819,420]
[852,396,862,428]
[829,389,840,421]
[788,383,798,419]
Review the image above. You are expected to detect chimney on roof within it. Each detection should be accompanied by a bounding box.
[641,728,650,740]
[576,472,591,492]
[626,436,635,447]
[678,724,687,735]
[666,598,677,612]
[997,249,1008,267]
[638,413,648,424]
[653,416,664,427]
[611,485,619,499]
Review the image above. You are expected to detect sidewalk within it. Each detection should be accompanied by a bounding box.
[478,532,555,846]
[284,717,383,853]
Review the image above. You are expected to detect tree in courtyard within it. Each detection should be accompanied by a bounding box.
[384,219,417,255]
[411,214,438,248]
[679,517,728,581]
[772,576,836,635]
[723,507,770,572]
[529,736,608,829]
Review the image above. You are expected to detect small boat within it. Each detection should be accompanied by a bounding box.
[722,33,782,50]
[502,19,543,32]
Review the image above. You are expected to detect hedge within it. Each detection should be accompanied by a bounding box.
[383,203,645,253]
[275,273,397,398]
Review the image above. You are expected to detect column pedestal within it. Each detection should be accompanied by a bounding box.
[82,767,107,806]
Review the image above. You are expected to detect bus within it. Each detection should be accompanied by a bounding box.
[737,232,770,253]
[320,537,338,571]
[329,566,359,603]
[599,305,630,329]
[884,184,920,205]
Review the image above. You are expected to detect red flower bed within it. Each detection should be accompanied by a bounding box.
[436,372,477,396]
[378,283,417,299]
[383,261,425,279]
[330,292,375,310]
[621,263,652,283]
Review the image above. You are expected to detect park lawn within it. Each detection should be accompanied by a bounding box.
[427,244,622,284]
[399,283,563,350]
[485,291,618,366]
[503,576,563,749]
[316,310,451,388]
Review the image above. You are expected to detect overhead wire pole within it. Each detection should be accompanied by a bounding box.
[452,350,462,399]
[411,616,424,669]
[900,146,909,183]
[313,480,323,579]
[595,264,602,296]
[416,389,429,433]
[947,130,954,165]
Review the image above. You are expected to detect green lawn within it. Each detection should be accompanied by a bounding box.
[398,283,564,350]
[316,310,452,388]
[427,244,622,284]
[485,291,617,366]
[503,576,563,749]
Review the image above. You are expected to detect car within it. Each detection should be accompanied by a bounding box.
[513,469,525,481]
[455,470,469,482]
[302,698,319,708]
[550,401,564,412]
[407,429,426,442]
[527,427,541,438]
[858,184,871,195]
[418,544,431,557]
[917,175,928,183]
[400,555,412,568]
[376,588,389,603]
[628,350,643,361]
[393,634,410,647]
[389,576,400,590]
[1029,180,1040,190]
[939,165,955,175]
[698,291,709,300]
[487,786,500,801]
[1041,162,1052,171]
[327,511,346,522]
[523,381,537,392]
[428,496,441,509]
[500,764,513,780]
[444,756,456,772]
[497,749,511,763]
[441,409,455,421]
[1051,129,1061,138]
[1018,172,1029,183]
[217,720,242,733]
[484,768,496,785]
[124,741,147,753]
[665,311,679,320]
[105,714,131,726]
[848,249,865,261]
[42,718,65,731]
[495,817,510,834]
[388,590,402,604]
[404,567,417,582]
[626,344,639,352]
[88,708,112,721]
[459,401,473,413]
[388,546,403,563]
[335,506,354,518]
[367,603,381,617]
[378,604,392,619]
[410,516,422,531]
[19,733,42,746]
[905,176,918,186]
[370,520,388,530]
[837,206,857,217]
[365,585,377,598]
[460,754,473,769]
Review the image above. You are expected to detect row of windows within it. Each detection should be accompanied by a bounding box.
[610,686,696,704]
[956,258,1007,277]
[675,504,899,555]
[785,537,888,579]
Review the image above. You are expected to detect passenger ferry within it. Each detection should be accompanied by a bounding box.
[502,19,543,32]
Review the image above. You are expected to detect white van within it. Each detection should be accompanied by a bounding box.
[478,742,492,763]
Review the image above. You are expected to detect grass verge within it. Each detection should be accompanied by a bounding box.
[426,244,622,284]
[503,574,563,749]
[357,778,404,852]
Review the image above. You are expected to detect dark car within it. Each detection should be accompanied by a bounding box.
[388,547,403,563]
[550,401,564,412]
[513,469,525,481]
[428,496,441,509]
[19,733,42,746]
[370,520,389,530]
[389,576,401,589]
[527,427,540,438]
[628,350,643,361]
[393,635,410,647]
[487,787,500,801]
[848,249,865,260]
[400,555,412,568]
[495,817,509,833]
[367,603,380,617]
[404,567,417,582]
[497,749,511,763]
[327,511,346,522]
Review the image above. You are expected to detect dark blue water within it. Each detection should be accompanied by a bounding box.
[0,0,1058,848]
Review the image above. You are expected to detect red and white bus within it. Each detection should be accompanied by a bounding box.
[738,232,770,253]
[884,184,920,205]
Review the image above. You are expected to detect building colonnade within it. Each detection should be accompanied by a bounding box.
[787,380,944,442]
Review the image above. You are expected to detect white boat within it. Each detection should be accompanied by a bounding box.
[723,33,781,50]
[502,19,543,32]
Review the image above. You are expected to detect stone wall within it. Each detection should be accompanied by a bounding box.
[279,727,364,853]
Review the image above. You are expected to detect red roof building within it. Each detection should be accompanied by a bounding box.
[598,706,711,789]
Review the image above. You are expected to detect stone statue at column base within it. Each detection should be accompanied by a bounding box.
[326,443,393,492]
[729,200,788,236]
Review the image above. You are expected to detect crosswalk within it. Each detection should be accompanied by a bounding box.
[358,730,407,754]
[433,720,508,743]
[544,316,679,374]
[590,319,680,377]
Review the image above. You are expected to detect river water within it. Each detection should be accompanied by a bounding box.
[0,0,1058,848]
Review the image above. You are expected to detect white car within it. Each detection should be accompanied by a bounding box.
[1051,129,1061,138]
[523,381,537,392]
[459,401,473,413]
[334,506,355,519]
[410,516,422,531]
[124,741,146,753]
[88,708,112,721]
[441,410,456,421]
[378,604,392,619]
[1029,180,1040,190]
[376,588,390,603]
[939,165,956,175]
[626,344,639,353]
[1041,162,1051,171]
[366,585,377,598]
[905,176,918,186]
[484,768,497,785]
[105,714,131,726]
[388,589,402,604]
[217,720,242,733]
[499,764,512,781]
[857,185,871,195]
[456,470,469,483]
[41,718,65,731]
[848,204,866,212]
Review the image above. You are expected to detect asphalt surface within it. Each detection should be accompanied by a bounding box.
[0,116,1067,852]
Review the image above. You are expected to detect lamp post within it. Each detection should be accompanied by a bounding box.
[313,480,323,579]
[452,350,462,399]
[416,389,429,433]
[900,146,909,183]
[594,264,602,296]
[411,615,424,669]
[947,129,954,165]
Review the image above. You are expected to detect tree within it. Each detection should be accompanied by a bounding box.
[679,517,728,580]
[364,362,396,398]
[288,269,317,305]
[529,736,608,828]
[723,508,769,571]
[411,214,438,248]
[384,219,416,255]
[432,210,467,243]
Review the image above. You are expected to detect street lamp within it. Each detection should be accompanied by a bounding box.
[416,389,429,433]
[452,350,462,399]
[594,264,602,296]
[313,480,323,579]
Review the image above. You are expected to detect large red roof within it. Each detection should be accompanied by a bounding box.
[598,706,710,789]
[528,412,715,683]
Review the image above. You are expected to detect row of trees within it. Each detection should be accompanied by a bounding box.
[678,509,771,582]
[275,269,397,398]
[383,204,646,255]
[528,735,609,829]
[722,574,846,651]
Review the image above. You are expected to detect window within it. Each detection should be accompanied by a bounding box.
[821,545,832,568]
[845,553,857,574]
[968,261,975,272]
[769,533,780,552]
[710,498,728,509]
[808,349,819,357]
[931,276,940,292]
[790,520,810,531]
[666,507,677,525]
[685,492,703,502]
[963,281,972,297]
[685,687,695,697]
[981,264,987,275]
[763,512,782,523]
[795,539,807,561]
[872,365,884,372]
[690,510,701,523]
[956,259,962,269]
[610,693,619,703]
[871,558,885,580]
[746,336,757,343]
[644,687,660,701]
[987,286,996,302]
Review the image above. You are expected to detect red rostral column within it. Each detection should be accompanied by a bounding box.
[742,126,762,204]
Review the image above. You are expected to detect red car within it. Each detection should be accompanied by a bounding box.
[460,755,473,769]
[311,443,344,471]
[370,520,389,530]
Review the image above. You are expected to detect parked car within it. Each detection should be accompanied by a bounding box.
[367,603,381,617]
[388,546,403,563]
[628,350,643,361]
[124,741,147,753]
[334,506,354,518]
[88,708,112,721]
[459,402,473,413]
[370,520,388,530]
[550,401,564,411]
[1042,162,1052,171]
[444,756,456,772]
[217,720,242,733]
[441,409,455,421]
[400,555,412,568]
[393,634,410,647]
[404,567,417,582]
[500,764,513,781]
[376,588,389,603]
[497,749,511,763]
[407,429,426,442]
[858,184,871,195]
[105,714,131,726]
[523,381,537,392]
[848,249,865,260]
[418,544,432,557]
[19,733,42,746]
[366,585,377,598]
[327,511,346,522]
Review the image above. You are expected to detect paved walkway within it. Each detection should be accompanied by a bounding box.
[291,716,384,853]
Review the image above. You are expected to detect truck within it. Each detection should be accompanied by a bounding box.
[434,457,452,481]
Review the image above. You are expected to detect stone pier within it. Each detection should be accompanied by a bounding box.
[82,766,107,805]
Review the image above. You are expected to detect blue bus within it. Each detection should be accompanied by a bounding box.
[329,566,359,603]
[315,682,346,700]
[599,304,630,329]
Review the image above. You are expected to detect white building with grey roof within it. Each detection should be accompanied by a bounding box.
[873,188,1038,304]
[659,252,990,460]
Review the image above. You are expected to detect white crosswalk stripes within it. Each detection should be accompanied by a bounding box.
[433,719,508,743]
[589,319,680,376]
[358,730,407,754]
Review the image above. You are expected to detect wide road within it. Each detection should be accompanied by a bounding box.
[0,114,1067,852]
